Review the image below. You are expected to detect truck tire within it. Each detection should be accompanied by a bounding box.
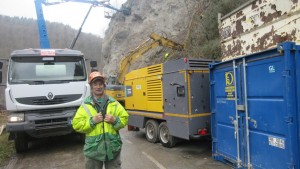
[158,122,176,148]
[14,132,28,153]
[78,133,85,144]
[145,119,159,143]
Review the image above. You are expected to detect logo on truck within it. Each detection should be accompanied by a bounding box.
[47,92,54,100]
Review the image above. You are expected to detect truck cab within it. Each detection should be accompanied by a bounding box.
[4,48,90,152]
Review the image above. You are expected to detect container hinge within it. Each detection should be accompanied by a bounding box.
[285,116,293,124]
[282,70,290,77]
[287,163,295,169]
[237,105,245,111]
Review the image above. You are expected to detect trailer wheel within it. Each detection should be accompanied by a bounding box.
[145,120,159,143]
[14,132,28,153]
[158,122,176,148]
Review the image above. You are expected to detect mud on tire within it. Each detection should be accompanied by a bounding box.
[145,119,159,143]
[158,122,176,148]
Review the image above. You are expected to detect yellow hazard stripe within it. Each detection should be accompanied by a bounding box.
[164,112,210,118]
[127,111,163,119]
[127,111,210,119]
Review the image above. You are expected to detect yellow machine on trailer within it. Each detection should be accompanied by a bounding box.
[125,58,212,147]
[105,33,184,105]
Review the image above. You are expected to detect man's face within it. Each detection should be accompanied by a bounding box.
[91,79,105,97]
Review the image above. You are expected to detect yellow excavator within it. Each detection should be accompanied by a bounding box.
[106,33,184,105]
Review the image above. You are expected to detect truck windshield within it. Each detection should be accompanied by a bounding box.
[9,56,86,84]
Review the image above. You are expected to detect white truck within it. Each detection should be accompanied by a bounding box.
[2,0,130,153]
[3,48,93,152]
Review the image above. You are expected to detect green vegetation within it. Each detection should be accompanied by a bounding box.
[185,0,249,60]
[0,112,15,167]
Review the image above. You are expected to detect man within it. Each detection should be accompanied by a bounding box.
[72,71,129,169]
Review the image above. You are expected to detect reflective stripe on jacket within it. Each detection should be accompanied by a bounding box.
[72,95,128,161]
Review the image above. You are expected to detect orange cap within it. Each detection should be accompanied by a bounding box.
[89,71,105,84]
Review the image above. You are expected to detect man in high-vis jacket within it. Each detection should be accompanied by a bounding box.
[72,71,129,169]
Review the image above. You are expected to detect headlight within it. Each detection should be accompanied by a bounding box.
[8,113,24,122]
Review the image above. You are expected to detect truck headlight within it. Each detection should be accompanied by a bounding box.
[8,113,25,122]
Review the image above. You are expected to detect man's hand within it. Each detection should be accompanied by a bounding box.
[104,114,116,124]
[93,113,104,124]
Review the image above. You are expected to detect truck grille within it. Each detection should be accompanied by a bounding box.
[35,117,68,125]
[34,117,70,136]
[16,94,82,105]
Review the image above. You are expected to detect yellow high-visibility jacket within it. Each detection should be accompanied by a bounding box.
[72,95,128,161]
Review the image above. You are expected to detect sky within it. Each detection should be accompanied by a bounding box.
[0,0,126,37]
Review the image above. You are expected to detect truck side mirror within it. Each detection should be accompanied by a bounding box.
[90,61,97,72]
[90,61,97,68]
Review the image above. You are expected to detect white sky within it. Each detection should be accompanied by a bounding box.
[0,0,126,37]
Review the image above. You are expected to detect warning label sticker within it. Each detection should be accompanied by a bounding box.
[268,136,285,149]
[225,71,235,99]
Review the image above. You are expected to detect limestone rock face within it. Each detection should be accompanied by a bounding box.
[101,0,199,76]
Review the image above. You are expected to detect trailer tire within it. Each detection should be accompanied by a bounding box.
[145,120,159,143]
[158,122,176,148]
[14,132,28,153]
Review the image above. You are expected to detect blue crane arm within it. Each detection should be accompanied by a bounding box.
[34,0,131,49]
[34,0,50,49]
[42,0,131,15]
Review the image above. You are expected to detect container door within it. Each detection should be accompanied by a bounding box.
[212,42,300,169]
[243,46,299,169]
[211,61,244,167]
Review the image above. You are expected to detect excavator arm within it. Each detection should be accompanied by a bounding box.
[117,33,184,84]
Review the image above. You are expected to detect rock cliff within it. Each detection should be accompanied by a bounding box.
[101,0,200,76]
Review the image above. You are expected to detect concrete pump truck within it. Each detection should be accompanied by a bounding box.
[2,0,130,153]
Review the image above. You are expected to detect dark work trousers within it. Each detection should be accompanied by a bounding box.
[85,152,121,169]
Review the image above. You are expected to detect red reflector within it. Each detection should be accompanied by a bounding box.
[184,57,188,63]
[198,128,208,135]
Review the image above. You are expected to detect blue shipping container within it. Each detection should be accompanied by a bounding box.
[210,42,300,169]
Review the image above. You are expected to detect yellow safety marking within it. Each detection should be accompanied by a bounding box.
[193,70,209,73]
[165,112,211,118]
[128,111,210,119]
[127,111,163,119]
[187,73,192,115]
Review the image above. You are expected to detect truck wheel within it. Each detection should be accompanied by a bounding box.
[78,133,85,144]
[14,132,28,153]
[158,122,176,148]
[145,120,159,143]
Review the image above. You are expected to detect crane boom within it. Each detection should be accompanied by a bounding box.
[117,33,184,84]
[34,0,50,48]
[34,0,131,48]
[69,4,93,49]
